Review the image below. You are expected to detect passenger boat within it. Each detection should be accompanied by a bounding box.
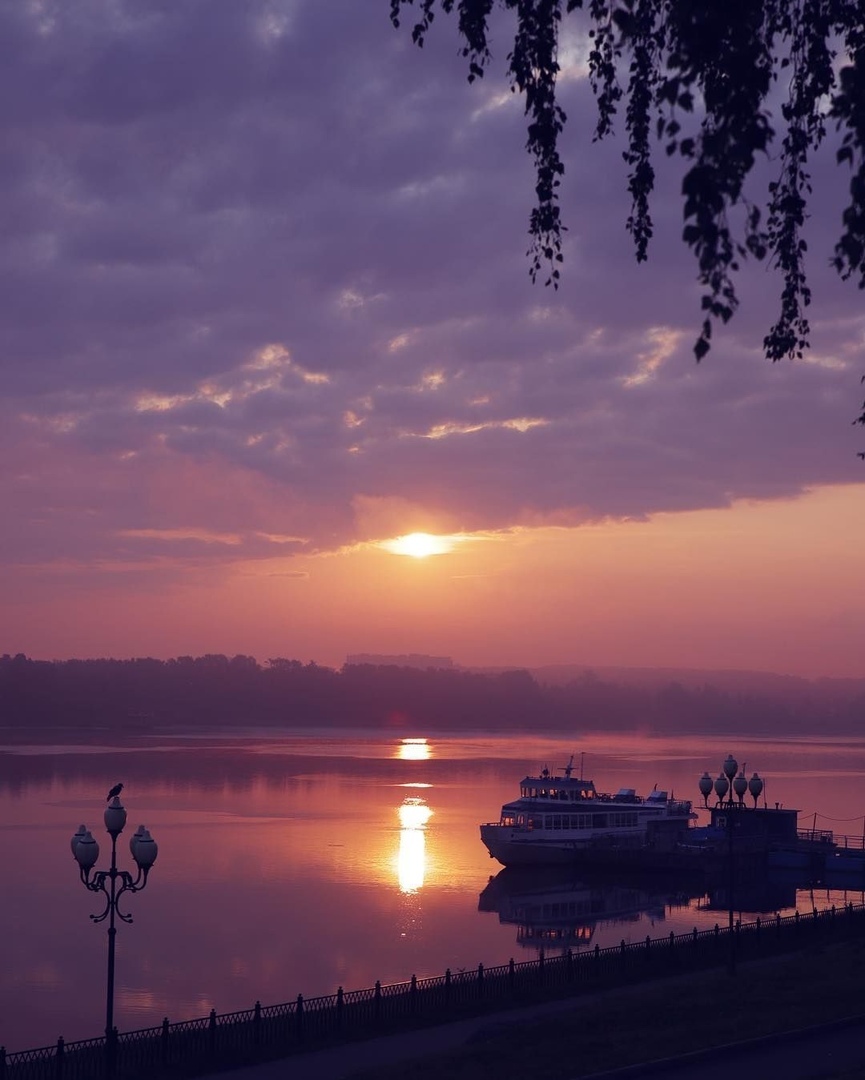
[480,757,696,868]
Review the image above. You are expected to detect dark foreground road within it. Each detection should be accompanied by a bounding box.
[586,1014,865,1080]
[197,1006,865,1080]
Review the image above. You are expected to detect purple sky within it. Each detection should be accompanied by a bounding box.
[2,1,863,675]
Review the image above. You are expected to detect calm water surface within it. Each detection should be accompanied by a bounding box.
[2,729,865,1052]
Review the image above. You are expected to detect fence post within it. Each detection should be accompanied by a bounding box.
[296,996,304,1042]
[336,987,344,1030]
[0,1045,5,1080]
[208,1009,217,1060]
[254,1001,262,1045]
[508,958,515,994]
[567,948,574,982]
[538,949,544,985]
[161,1018,170,1067]
[477,963,484,999]
[410,975,418,1015]
[374,981,382,1025]
[445,968,452,1006]
[103,1027,116,1080]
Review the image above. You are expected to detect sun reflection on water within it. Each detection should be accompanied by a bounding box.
[397,797,433,894]
[397,738,431,761]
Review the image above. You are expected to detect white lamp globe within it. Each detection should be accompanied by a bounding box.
[104,798,127,836]
[70,825,87,858]
[134,830,158,869]
[75,831,100,870]
[129,825,146,860]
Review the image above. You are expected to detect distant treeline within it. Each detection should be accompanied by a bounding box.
[1,653,863,735]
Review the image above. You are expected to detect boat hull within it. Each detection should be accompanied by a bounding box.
[480,826,592,866]
[480,824,653,868]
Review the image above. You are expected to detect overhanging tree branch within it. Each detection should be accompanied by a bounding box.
[390,0,865,446]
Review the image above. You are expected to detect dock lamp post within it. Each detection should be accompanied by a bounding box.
[715,754,741,974]
[70,797,158,1071]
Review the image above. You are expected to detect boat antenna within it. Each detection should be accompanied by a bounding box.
[563,755,574,779]
[580,752,584,781]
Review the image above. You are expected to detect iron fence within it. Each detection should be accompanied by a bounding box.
[3,900,863,1080]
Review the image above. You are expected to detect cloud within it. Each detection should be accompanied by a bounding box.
[1,0,862,580]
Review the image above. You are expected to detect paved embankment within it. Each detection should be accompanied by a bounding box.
[197,1006,865,1080]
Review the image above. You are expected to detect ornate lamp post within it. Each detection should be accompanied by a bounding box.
[70,793,158,1064]
[714,755,740,973]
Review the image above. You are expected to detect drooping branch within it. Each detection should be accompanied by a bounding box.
[389,0,865,443]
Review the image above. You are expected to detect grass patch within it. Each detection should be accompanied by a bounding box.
[351,939,865,1079]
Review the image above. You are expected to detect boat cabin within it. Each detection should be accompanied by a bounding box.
[518,772,598,802]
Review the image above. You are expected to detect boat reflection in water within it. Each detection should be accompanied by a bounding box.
[479,867,698,953]
[479,864,842,956]
[698,870,798,917]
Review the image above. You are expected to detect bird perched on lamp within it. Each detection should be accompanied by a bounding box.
[106,782,124,801]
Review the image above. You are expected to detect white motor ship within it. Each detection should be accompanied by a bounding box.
[480,757,695,868]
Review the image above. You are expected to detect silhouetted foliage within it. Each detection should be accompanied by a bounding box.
[1,653,863,736]
[389,0,865,436]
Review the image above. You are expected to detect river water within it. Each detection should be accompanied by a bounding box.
[2,728,864,1053]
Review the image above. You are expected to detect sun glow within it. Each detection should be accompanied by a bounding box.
[381,533,455,558]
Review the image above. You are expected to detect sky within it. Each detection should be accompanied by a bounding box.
[2,0,864,678]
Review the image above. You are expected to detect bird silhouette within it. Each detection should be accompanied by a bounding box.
[106,782,124,801]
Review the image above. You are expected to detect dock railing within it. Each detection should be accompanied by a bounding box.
[830,833,865,852]
[4,900,865,1080]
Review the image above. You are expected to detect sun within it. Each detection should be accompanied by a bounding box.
[382,532,454,558]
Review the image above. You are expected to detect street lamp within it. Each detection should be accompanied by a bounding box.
[720,754,739,973]
[71,794,158,1064]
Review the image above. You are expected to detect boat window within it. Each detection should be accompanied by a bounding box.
[528,815,543,830]
[552,815,562,830]
[501,813,515,827]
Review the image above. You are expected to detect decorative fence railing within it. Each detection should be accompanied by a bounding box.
[4,901,865,1080]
